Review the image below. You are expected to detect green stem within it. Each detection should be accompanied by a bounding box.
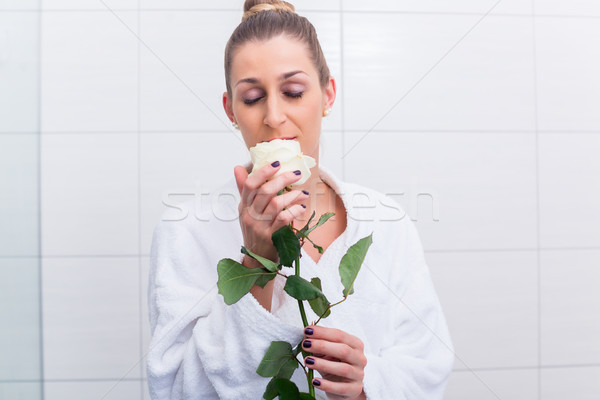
[295,255,315,397]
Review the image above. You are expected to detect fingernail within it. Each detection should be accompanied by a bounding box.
[313,379,321,386]
[302,190,309,195]
[304,327,313,335]
[301,204,306,209]
[293,170,301,175]
[306,357,315,365]
[271,161,280,167]
[303,340,312,348]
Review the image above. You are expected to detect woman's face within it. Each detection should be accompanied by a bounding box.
[223,34,335,162]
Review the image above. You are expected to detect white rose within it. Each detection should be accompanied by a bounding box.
[248,139,316,186]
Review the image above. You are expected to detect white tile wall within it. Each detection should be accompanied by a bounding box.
[541,367,600,400]
[0,134,40,257]
[445,369,538,400]
[41,0,137,10]
[538,134,600,248]
[41,10,138,132]
[44,380,141,400]
[139,0,341,11]
[0,0,38,9]
[343,0,532,15]
[535,0,600,16]
[343,13,536,133]
[0,12,39,132]
[344,131,538,251]
[540,249,600,366]
[0,382,42,399]
[41,133,139,256]
[42,256,141,380]
[535,17,600,132]
[0,258,41,381]
[428,251,539,369]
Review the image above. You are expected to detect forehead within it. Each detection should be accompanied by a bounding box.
[231,34,317,82]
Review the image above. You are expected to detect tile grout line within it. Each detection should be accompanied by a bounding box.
[137,0,145,398]
[37,0,45,398]
[531,2,542,399]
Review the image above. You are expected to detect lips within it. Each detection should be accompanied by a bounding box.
[263,137,296,143]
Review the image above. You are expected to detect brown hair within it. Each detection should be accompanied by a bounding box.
[224,0,331,96]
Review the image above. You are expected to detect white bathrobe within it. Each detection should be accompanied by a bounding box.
[146,165,454,400]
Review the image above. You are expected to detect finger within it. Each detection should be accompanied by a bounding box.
[263,188,308,220]
[233,165,248,195]
[304,356,363,381]
[271,203,308,231]
[241,162,281,207]
[302,338,366,368]
[250,170,304,214]
[304,326,365,351]
[311,377,363,398]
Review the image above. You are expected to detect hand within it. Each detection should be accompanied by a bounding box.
[234,162,309,265]
[302,326,367,400]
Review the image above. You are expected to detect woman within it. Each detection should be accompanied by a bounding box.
[147,1,454,399]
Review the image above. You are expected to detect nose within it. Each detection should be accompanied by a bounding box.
[263,95,286,128]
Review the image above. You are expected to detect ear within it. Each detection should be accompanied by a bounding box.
[322,76,337,110]
[223,91,235,123]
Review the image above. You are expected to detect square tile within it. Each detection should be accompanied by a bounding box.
[140,256,150,380]
[41,133,138,256]
[140,10,341,133]
[445,369,538,400]
[140,131,249,256]
[428,251,539,369]
[0,0,38,9]
[540,249,600,365]
[0,382,42,400]
[535,0,600,16]
[535,17,600,131]
[319,131,344,179]
[0,134,39,257]
[44,380,141,400]
[538,134,600,248]
[0,258,41,381]
[343,0,532,14]
[541,367,600,400]
[41,0,137,10]
[42,256,141,380]
[41,11,138,132]
[0,12,39,132]
[344,131,538,251]
[343,13,535,132]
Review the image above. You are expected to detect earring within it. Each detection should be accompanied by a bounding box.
[232,121,239,130]
[323,108,331,117]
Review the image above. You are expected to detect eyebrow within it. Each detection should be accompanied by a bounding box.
[235,70,306,87]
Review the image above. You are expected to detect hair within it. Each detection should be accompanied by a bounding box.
[224,0,331,96]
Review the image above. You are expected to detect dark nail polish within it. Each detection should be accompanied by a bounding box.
[301,204,306,209]
[306,357,315,365]
[302,190,309,195]
[271,161,280,167]
[293,170,301,175]
[303,340,312,348]
[304,327,313,335]
[313,379,321,387]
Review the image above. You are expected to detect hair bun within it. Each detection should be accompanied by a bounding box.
[242,0,296,22]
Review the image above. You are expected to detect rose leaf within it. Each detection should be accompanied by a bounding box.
[283,275,325,301]
[339,233,373,297]
[272,225,301,267]
[216,258,261,305]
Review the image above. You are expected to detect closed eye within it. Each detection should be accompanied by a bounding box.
[285,91,303,99]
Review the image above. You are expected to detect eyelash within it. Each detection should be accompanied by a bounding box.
[243,91,304,105]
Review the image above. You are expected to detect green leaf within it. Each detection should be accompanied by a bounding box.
[299,394,316,400]
[272,225,301,267]
[307,278,331,319]
[262,378,300,400]
[298,210,317,235]
[217,258,262,305]
[304,212,335,237]
[241,246,279,272]
[283,275,325,301]
[339,233,373,297]
[256,341,296,378]
[255,272,277,288]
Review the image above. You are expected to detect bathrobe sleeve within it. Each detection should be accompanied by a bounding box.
[360,215,454,400]
[146,216,304,400]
